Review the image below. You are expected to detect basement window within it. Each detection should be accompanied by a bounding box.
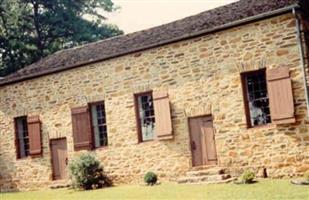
[135,92,155,142]
[15,116,30,158]
[241,69,271,127]
[90,102,108,148]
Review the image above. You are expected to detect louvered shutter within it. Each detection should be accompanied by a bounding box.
[71,106,93,151]
[153,91,173,140]
[267,67,295,124]
[27,116,42,156]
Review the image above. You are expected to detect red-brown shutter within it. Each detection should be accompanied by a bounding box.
[27,116,42,156]
[71,106,93,151]
[153,91,173,140]
[266,67,295,124]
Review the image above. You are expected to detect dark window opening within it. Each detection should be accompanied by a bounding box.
[90,102,108,148]
[15,116,29,158]
[135,92,155,142]
[242,69,271,127]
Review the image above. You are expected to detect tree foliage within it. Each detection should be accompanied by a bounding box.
[0,0,123,76]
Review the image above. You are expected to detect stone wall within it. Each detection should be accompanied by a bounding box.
[0,13,309,192]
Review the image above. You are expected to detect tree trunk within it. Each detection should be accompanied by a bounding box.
[32,1,44,59]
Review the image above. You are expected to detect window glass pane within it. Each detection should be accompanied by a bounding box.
[91,102,108,148]
[16,117,29,158]
[91,105,100,148]
[245,71,271,127]
[17,119,25,157]
[137,93,155,141]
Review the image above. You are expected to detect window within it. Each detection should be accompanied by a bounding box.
[71,102,109,151]
[90,102,108,148]
[241,69,271,127]
[135,92,155,142]
[15,117,30,158]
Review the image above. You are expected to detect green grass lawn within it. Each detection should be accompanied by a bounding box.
[1,180,308,200]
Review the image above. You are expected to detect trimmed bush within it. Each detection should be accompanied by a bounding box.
[304,170,309,181]
[144,172,158,186]
[240,170,255,184]
[69,153,112,190]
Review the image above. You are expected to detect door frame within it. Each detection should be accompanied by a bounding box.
[49,137,67,181]
[187,114,218,167]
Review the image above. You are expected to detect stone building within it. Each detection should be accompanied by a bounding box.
[0,0,309,192]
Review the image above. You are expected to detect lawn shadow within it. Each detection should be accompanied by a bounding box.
[233,180,259,185]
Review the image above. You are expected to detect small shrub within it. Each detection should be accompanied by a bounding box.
[144,172,158,186]
[304,170,309,181]
[240,170,255,184]
[69,153,112,190]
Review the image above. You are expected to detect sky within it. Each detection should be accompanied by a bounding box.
[106,0,238,34]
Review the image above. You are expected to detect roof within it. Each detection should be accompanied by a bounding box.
[0,0,303,86]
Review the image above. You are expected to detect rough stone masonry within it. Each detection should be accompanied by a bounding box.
[0,11,309,191]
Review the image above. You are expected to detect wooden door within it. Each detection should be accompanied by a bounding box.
[189,116,217,166]
[50,138,68,180]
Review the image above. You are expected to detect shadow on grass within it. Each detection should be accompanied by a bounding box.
[233,180,259,185]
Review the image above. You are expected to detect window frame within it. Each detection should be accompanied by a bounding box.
[88,101,108,149]
[14,116,30,159]
[134,91,155,143]
[241,68,271,128]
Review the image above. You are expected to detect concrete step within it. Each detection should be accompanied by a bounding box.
[49,179,71,189]
[177,174,231,184]
[181,177,237,185]
[190,165,217,171]
[186,167,227,177]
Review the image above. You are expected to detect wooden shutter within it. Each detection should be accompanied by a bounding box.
[153,91,173,140]
[266,67,295,124]
[71,106,93,151]
[27,116,42,156]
